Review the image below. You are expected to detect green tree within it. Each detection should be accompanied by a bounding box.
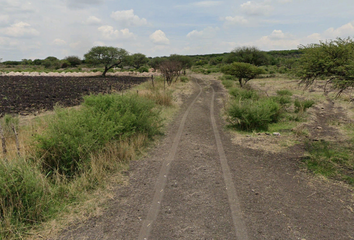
[296,37,354,96]
[221,62,265,87]
[126,53,148,69]
[169,54,193,75]
[149,57,167,71]
[225,46,270,66]
[65,56,81,67]
[84,46,128,76]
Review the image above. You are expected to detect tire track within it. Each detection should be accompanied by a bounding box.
[210,83,249,240]
[138,79,203,240]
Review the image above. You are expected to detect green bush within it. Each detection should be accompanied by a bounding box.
[35,94,162,177]
[229,87,259,101]
[180,76,189,82]
[138,66,149,73]
[276,89,293,96]
[227,98,281,131]
[222,80,234,89]
[0,160,51,237]
[294,99,315,113]
[271,95,292,106]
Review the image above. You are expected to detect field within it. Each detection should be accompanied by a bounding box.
[0,75,150,116]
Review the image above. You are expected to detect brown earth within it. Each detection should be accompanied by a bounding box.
[55,75,354,240]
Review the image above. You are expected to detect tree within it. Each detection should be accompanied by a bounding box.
[169,54,193,75]
[84,46,128,77]
[296,38,354,96]
[225,46,270,66]
[65,56,81,67]
[159,60,183,85]
[221,62,265,87]
[126,53,148,69]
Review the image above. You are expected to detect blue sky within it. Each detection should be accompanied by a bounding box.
[0,0,354,61]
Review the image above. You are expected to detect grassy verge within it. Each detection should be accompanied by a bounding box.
[304,139,354,185]
[0,76,185,239]
[222,79,315,132]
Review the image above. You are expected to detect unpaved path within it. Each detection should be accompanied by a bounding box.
[58,76,354,240]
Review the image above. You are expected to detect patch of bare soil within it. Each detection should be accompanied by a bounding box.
[51,75,353,240]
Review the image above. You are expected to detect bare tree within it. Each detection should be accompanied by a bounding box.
[159,60,183,86]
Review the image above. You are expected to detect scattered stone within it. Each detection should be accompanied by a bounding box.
[273,132,281,136]
[265,132,271,136]
[246,135,251,137]
[317,126,323,130]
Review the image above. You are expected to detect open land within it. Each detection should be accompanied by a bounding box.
[0,75,150,116]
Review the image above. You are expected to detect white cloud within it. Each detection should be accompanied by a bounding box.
[222,16,248,26]
[52,39,67,46]
[187,26,219,38]
[150,30,170,45]
[241,1,273,16]
[0,15,9,25]
[64,0,105,9]
[86,16,102,25]
[323,21,354,39]
[110,9,147,27]
[93,41,106,46]
[2,22,40,37]
[192,1,222,7]
[98,25,135,40]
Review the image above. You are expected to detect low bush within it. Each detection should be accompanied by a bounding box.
[276,89,293,96]
[271,95,292,106]
[35,94,162,177]
[180,76,189,83]
[222,80,234,89]
[294,99,315,113]
[227,98,281,131]
[229,87,259,101]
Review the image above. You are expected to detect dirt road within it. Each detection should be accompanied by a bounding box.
[59,76,354,239]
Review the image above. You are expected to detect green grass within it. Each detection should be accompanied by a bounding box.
[35,93,162,178]
[304,140,354,185]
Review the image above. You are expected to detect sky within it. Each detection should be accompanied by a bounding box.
[0,0,354,61]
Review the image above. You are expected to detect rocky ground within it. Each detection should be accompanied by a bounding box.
[55,75,354,240]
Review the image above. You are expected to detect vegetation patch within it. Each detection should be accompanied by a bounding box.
[304,140,354,185]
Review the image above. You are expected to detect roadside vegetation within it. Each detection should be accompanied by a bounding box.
[0,75,186,239]
[217,38,354,187]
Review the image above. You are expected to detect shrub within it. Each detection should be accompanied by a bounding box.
[222,80,234,89]
[229,87,259,101]
[294,99,315,113]
[276,89,293,96]
[35,94,162,177]
[180,76,189,83]
[227,98,281,131]
[138,66,149,73]
[271,95,292,106]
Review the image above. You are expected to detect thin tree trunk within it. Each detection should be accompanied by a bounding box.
[0,123,7,161]
[12,125,21,157]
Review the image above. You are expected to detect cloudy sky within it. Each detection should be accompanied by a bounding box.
[0,0,353,61]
